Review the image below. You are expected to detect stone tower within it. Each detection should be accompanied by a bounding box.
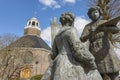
[24,17,41,37]
[51,17,61,45]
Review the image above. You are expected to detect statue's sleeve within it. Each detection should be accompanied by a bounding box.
[51,38,58,60]
[67,28,97,69]
[80,25,91,42]
[106,26,119,34]
[96,24,119,34]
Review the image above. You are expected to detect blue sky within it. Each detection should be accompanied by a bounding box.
[0,0,89,36]
[1,0,120,58]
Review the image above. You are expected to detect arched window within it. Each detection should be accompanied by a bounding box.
[36,23,38,27]
[29,21,31,25]
[21,68,31,78]
[23,51,33,64]
[32,21,35,26]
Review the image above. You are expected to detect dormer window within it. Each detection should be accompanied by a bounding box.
[32,21,35,26]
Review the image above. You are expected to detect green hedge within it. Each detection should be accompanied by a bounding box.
[30,75,43,80]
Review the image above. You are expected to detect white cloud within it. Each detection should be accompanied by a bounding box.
[40,17,120,59]
[40,16,89,47]
[38,0,77,9]
[41,7,47,10]
[41,27,51,47]
[74,16,90,36]
[39,0,61,9]
[63,0,76,3]
[114,48,120,59]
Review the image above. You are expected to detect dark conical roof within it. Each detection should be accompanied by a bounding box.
[9,35,51,50]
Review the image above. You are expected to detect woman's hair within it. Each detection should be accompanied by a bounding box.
[60,12,75,26]
[87,6,102,19]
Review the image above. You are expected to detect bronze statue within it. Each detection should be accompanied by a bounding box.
[41,12,103,80]
[80,6,120,80]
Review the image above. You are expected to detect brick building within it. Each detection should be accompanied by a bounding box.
[0,17,51,80]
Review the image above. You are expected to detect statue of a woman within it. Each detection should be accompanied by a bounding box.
[41,12,102,80]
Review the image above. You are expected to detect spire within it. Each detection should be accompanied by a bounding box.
[24,17,41,37]
[51,17,62,45]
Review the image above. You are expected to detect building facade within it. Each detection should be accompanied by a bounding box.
[0,17,51,80]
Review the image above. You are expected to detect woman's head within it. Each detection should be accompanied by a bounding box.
[87,7,102,21]
[60,12,75,26]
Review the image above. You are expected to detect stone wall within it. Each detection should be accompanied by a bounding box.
[0,47,51,80]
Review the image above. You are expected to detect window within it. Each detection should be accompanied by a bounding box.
[36,23,38,27]
[23,51,33,64]
[32,21,35,26]
[29,21,31,25]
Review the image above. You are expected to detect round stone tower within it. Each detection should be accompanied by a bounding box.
[24,17,41,37]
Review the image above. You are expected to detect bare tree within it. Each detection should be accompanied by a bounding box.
[0,34,36,80]
[0,33,19,50]
[0,49,22,80]
[0,33,20,80]
[88,0,120,20]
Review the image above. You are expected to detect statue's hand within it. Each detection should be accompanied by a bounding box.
[50,54,55,60]
[90,26,99,35]
[91,26,97,32]
[89,61,97,70]
[90,25,101,35]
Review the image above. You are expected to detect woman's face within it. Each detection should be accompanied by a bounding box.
[91,10,100,21]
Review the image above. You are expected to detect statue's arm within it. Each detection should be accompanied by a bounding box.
[106,26,119,34]
[51,39,58,60]
[97,26,119,34]
[68,28,97,69]
[80,25,92,42]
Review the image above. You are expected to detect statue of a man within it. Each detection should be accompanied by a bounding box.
[80,7,120,80]
[41,12,103,80]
